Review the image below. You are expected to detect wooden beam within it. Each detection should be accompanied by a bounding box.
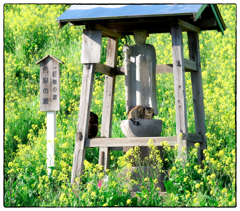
[178,19,201,33]
[171,24,188,160]
[95,24,123,39]
[95,63,113,76]
[187,133,203,143]
[115,59,197,76]
[184,58,197,72]
[156,64,174,74]
[86,136,178,148]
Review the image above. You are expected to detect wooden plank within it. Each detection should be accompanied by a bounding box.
[39,57,61,111]
[81,29,102,64]
[184,58,197,72]
[187,133,203,143]
[171,24,188,160]
[86,136,178,147]
[178,19,201,33]
[95,63,113,76]
[71,64,95,185]
[109,147,123,151]
[188,31,207,164]
[95,24,123,39]
[99,37,119,171]
[115,60,196,76]
[115,66,125,75]
[156,64,173,74]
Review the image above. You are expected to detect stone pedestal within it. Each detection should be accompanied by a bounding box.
[120,119,162,138]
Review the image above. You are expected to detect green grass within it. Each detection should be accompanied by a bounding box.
[4,4,236,207]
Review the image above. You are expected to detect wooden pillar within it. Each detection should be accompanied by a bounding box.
[99,37,119,171]
[187,31,207,164]
[171,24,188,160]
[71,64,95,184]
[71,29,102,185]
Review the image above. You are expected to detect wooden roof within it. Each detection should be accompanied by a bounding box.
[57,4,226,35]
[36,55,64,65]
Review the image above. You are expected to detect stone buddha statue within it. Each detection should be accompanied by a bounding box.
[123,29,158,116]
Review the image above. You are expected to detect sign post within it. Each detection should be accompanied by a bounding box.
[36,55,63,175]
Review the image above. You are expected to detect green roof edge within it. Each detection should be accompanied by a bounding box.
[195,4,208,21]
[210,4,226,35]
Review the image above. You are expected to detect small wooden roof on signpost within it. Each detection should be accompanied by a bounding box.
[57,4,226,35]
[36,55,64,65]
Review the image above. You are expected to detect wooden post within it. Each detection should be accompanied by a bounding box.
[71,29,102,185]
[99,37,119,171]
[187,31,207,164]
[47,111,56,175]
[71,64,95,184]
[171,25,188,160]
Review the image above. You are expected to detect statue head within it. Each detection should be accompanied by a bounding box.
[133,29,148,44]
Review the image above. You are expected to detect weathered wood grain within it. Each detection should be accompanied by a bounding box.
[188,31,207,164]
[114,59,197,76]
[95,63,113,76]
[171,24,188,160]
[95,24,123,39]
[184,58,197,72]
[39,57,61,111]
[101,38,118,137]
[71,63,96,185]
[99,37,119,171]
[81,29,102,63]
[178,19,201,33]
[86,136,178,147]
[187,133,203,143]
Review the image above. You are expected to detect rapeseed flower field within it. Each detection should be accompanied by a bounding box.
[4,4,236,207]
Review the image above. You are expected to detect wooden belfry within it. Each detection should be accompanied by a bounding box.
[57,4,226,184]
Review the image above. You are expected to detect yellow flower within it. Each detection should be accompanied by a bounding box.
[221,188,228,194]
[210,174,216,179]
[98,172,104,179]
[91,191,97,198]
[82,193,87,200]
[126,199,132,204]
[144,177,150,182]
[103,203,108,207]
[195,183,201,189]
[218,150,224,157]
[193,198,199,204]
[172,166,176,171]
[194,143,200,148]
[62,142,69,148]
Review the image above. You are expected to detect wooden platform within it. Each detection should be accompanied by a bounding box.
[85,133,203,149]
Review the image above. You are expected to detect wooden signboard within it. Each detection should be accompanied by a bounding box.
[36,55,63,111]
[36,55,63,175]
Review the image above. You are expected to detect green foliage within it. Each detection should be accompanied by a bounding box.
[4,4,236,207]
